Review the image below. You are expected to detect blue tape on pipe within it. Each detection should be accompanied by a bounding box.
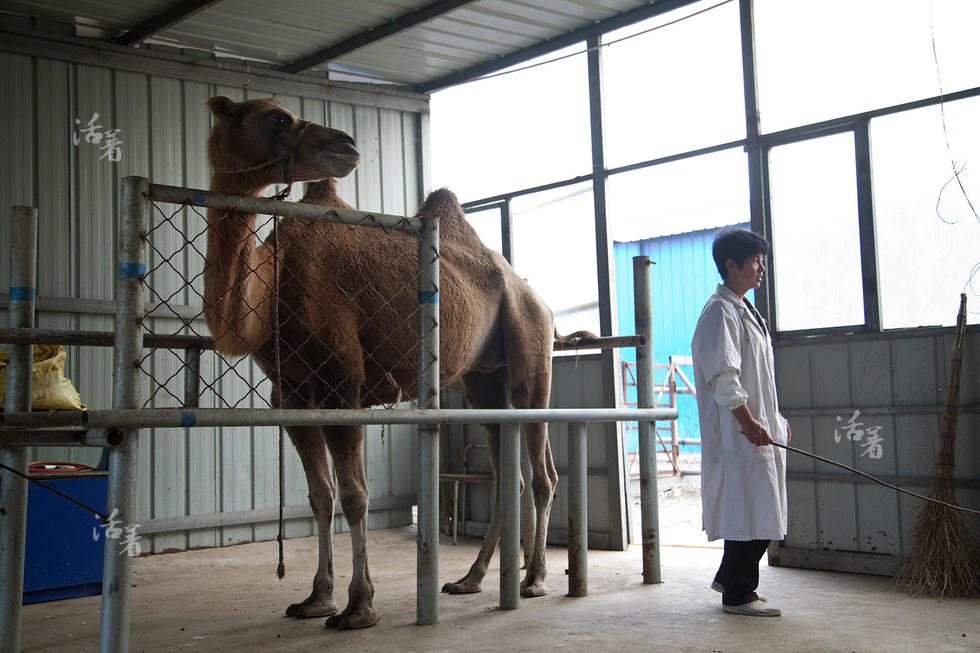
[637,316,652,329]
[418,291,438,304]
[191,191,206,206]
[180,411,196,428]
[118,263,146,278]
[8,286,36,301]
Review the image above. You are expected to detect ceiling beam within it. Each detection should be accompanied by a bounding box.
[279,0,478,75]
[114,0,223,46]
[415,0,701,93]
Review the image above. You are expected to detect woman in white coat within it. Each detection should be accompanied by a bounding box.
[691,229,789,617]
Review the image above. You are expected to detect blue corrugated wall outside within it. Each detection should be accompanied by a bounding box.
[614,223,750,453]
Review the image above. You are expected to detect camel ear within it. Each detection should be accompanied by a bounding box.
[207,96,237,121]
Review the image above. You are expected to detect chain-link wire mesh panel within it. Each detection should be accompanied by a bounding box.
[137,195,428,413]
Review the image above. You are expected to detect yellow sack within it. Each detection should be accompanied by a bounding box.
[0,344,85,410]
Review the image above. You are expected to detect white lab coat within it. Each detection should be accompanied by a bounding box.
[691,284,788,542]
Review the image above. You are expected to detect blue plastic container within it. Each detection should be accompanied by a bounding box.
[0,470,109,604]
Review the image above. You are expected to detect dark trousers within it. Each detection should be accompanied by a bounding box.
[714,539,770,606]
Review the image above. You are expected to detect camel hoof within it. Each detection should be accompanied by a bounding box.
[286,598,338,618]
[324,606,379,630]
[441,581,482,595]
[520,581,548,598]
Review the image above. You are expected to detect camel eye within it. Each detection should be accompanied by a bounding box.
[265,112,292,131]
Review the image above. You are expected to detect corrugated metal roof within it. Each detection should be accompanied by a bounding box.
[0,0,682,90]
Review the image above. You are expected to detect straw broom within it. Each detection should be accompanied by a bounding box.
[894,294,980,598]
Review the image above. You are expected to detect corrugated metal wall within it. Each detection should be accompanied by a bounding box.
[613,223,748,450]
[442,354,626,550]
[774,329,980,575]
[0,44,424,553]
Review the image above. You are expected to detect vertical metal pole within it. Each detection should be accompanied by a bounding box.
[633,256,661,584]
[738,0,773,325]
[183,346,201,408]
[587,33,628,552]
[499,421,521,610]
[416,212,440,625]
[566,421,588,597]
[669,366,679,472]
[0,206,37,653]
[854,119,881,332]
[99,177,147,653]
[500,199,514,267]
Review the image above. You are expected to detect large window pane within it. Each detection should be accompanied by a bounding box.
[755,0,980,133]
[871,96,980,328]
[603,0,745,168]
[463,206,504,256]
[606,148,750,242]
[429,46,590,203]
[511,183,599,336]
[769,133,864,331]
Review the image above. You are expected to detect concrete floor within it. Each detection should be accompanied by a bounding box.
[20,522,979,653]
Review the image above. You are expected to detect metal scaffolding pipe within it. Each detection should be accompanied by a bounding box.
[416,212,440,625]
[552,334,642,351]
[634,256,661,584]
[99,176,148,653]
[0,326,636,354]
[566,421,588,597]
[0,205,37,653]
[499,421,521,610]
[0,429,123,448]
[183,347,201,409]
[148,183,423,233]
[0,407,677,430]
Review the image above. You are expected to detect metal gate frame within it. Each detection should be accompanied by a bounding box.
[0,179,675,652]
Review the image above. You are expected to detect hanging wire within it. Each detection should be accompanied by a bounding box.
[930,1,979,225]
[464,0,736,85]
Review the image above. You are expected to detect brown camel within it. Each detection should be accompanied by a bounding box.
[205,96,564,629]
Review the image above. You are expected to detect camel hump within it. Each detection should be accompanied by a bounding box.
[418,188,462,217]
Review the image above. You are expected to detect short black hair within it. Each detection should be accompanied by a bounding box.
[712,229,769,280]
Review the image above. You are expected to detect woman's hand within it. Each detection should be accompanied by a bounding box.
[732,405,772,446]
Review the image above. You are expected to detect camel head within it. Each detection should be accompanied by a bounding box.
[207,96,359,190]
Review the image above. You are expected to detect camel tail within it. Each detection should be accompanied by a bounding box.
[553,329,598,345]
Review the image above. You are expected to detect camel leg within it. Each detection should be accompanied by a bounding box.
[442,369,512,595]
[284,426,340,618]
[323,426,379,630]
[519,421,558,598]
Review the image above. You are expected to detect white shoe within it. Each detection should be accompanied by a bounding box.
[722,600,781,617]
[711,581,767,602]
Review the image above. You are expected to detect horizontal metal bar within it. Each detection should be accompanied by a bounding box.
[774,322,980,344]
[149,183,422,232]
[0,294,203,322]
[0,326,639,354]
[279,0,478,74]
[781,404,979,417]
[774,546,900,577]
[760,84,980,149]
[138,493,415,535]
[0,429,123,448]
[0,327,212,350]
[461,173,595,211]
[553,334,642,351]
[0,407,677,430]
